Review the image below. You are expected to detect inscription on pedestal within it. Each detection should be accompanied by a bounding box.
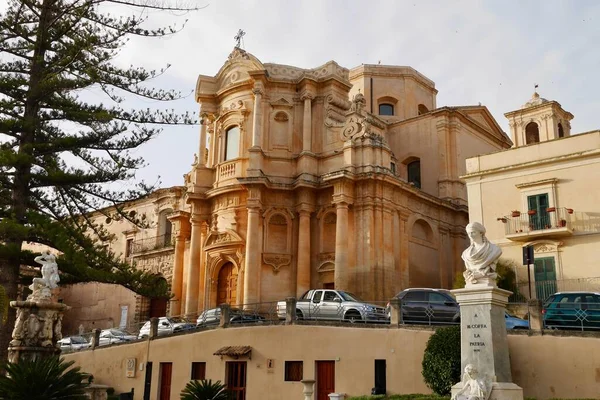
[467,318,487,352]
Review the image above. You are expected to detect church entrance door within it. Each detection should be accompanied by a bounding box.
[217,262,237,306]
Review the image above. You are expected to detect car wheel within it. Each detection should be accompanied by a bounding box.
[344,311,362,323]
[295,309,304,320]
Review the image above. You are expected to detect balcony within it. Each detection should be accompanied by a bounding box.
[500,207,574,241]
[130,234,173,255]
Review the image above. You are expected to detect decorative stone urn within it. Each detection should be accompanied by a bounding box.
[301,379,316,400]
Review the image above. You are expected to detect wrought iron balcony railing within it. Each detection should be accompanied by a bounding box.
[131,234,173,255]
[500,207,573,239]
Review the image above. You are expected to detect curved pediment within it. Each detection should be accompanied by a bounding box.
[204,228,245,250]
[214,48,265,92]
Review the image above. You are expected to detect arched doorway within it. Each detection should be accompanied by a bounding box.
[217,262,238,306]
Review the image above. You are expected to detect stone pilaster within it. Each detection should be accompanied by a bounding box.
[185,213,206,318]
[296,209,312,297]
[196,222,208,312]
[251,85,264,147]
[198,118,208,167]
[243,206,261,305]
[301,93,314,152]
[168,211,191,316]
[334,202,349,290]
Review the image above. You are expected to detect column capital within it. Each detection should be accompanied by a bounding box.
[296,207,313,216]
[252,87,264,97]
[301,91,315,102]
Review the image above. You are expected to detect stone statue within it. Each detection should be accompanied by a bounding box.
[28,251,60,299]
[461,222,501,285]
[452,364,492,400]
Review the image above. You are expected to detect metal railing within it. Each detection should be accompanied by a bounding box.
[130,234,173,254]
[516,277,600,302]
[502,207,573,235]
[543,300,600,331]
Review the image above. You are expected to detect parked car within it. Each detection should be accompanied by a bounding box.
[387,288,460,325]
[505,312,529,329]
[196,307,266,327]
[542,291,600,330]
[99,329,137,346]
[58,336,91,352]
[276,289,388,323]
[138,317,197,339]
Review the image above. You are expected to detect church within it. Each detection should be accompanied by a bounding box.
[66,47,512,325]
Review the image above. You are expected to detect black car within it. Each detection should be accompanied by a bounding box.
[388,288,460,325]
[542,291,600,330]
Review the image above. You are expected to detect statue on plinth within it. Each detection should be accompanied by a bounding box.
[28,251,60,301]
[452,364,492,400]
[461,222,501,285]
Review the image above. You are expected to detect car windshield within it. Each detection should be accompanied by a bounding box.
[167,317,187,324]
[338,291,363,302]
[71,336,87,344]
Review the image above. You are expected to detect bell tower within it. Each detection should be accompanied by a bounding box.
[504,90,574,148]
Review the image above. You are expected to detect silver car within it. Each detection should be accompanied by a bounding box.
[58,336,91,352]
[138,317,196,339]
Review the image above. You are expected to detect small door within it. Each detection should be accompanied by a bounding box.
[159,362,172,400]
[226,361,247,400]
[534,257,557,300]
[374,359,386,395]
[143,362,153,400]
[316,361,335,400]
[217,262,238,305]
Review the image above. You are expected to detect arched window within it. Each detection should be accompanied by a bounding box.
[558,123,564,138]
[224,126,240,161]
[525,122,540,144]
[158,209,173,247]
[418,104,429,115]
[378,103,394,116]
[407,160,421,189]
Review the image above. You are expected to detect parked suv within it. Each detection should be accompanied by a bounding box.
[387,288,460,325]
[542,291,600,330]
[138,317,196,339]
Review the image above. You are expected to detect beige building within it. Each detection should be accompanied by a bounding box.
[70,47,514,323]
[463,91,600,299]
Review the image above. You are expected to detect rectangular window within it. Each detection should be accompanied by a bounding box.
[225,126,240,161]
[125,238,134,257]
[284,361,303,382]
[191,362,206,380]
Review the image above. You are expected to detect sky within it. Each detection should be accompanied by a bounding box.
[6,0,600,190]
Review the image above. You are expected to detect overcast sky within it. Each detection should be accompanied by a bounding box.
[8,1,600,189]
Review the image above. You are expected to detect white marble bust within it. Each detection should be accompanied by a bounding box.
[461,222,501,285]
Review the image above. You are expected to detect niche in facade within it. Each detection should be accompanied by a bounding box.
[270,111,291,150]
[265,213,290,254]
[525,122,540,144]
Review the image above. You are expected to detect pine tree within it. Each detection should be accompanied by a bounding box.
[0,0,201,360]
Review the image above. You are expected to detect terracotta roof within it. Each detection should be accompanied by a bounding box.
[213,346,252,357]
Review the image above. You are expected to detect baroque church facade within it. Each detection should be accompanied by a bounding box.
[162,47,512,317]
[68,47,512,324]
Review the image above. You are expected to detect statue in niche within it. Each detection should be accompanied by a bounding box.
[461,222,501,285]
[452,364,492,400]
[28,251,60,300]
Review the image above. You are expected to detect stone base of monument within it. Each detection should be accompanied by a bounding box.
[451,284,523,400]
[451,382,524,400]
[8,300,70,363]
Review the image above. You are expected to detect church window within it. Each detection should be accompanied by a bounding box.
[525,122,540,144]
[407,160,421,189]
[225,126,240,161]
[558,123,564,138]
[379,104,394,116]
[418,104,429,115]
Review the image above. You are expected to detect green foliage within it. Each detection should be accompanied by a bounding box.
[421,326,461,396]
[0,356,89,400]
[180,379,231,400]
[452,258,519,294]
[0,285,7,325]
[452,270,465,289]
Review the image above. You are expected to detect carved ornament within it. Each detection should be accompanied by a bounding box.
[263,253,292,273]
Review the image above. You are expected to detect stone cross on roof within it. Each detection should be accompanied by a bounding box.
[234,29,245,48]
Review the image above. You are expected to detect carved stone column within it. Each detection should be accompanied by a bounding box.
[243,205,261,305]
[302,93,314,152]
[168,211,190,316]
[296,209,312,297]
[334,202,349,290]
[251,86,263,147]
[185,215,203,317]
[198,118,208,167]
[196,222,208,312]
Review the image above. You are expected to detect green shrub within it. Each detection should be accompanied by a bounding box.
[421,326,461,396]
[180,379,231,400]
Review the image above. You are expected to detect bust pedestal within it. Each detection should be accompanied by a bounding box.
[451,284,523,400]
